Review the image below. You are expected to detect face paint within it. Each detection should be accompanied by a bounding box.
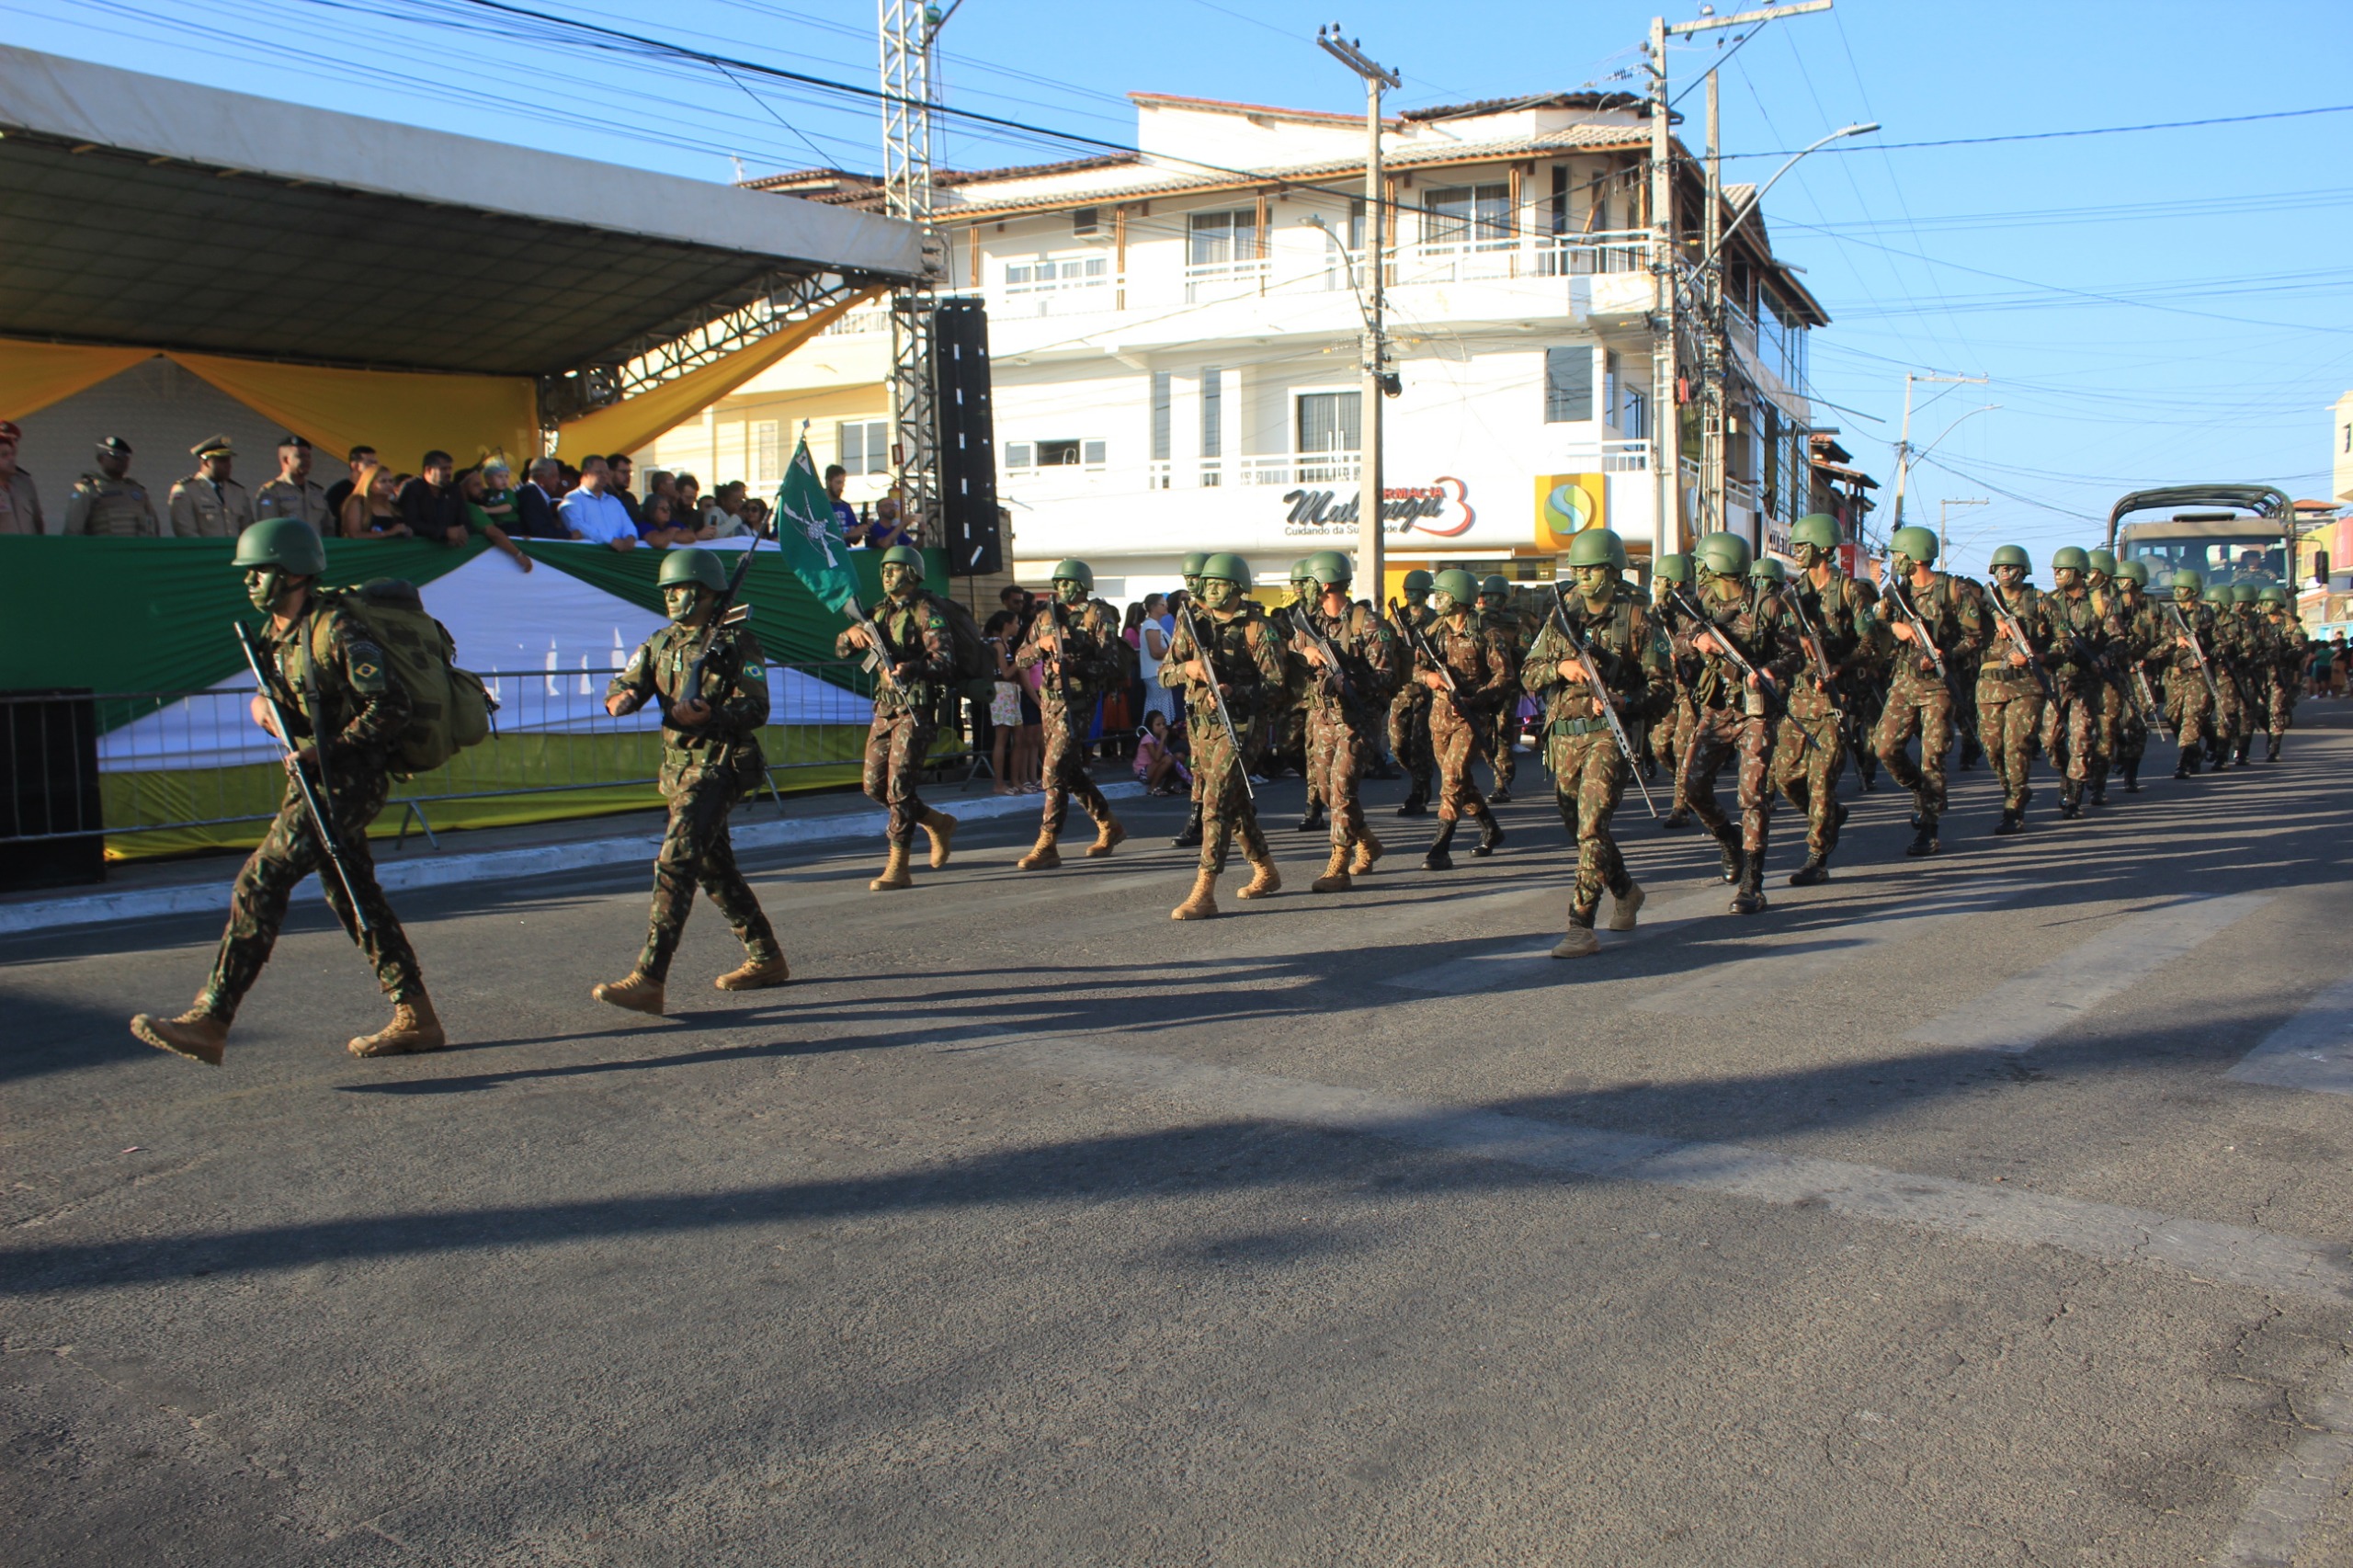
[1056,579,1086,607]
[245,567,286,613]
[1200,578,1239,613]
[1431,592,1458,616]
[664,585,702,624]
[880,562,912,598]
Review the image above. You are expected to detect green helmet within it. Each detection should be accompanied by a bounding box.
[1304,549,1352,591]
[1790,513,1840,551]
[2203,584,2232,606]
[1696,531,1752,580]
[2257,585,2289,606]
[1180,551,1210,579]
[2052,545,2090,574]
[1402,568,1435,597]
[1479,574,1511,599]
[1431,568,1482,608]
[881,543,926,578]
[658,547,729,593]
[1890,525,1940,567]
[2116,559,2150,586]
[2232,582,2260,604]
[2171,568,2204,596]
[1050,558,1095,592]
[1989,544,2031,572]
[1654,552,1692,585]
[1566,527,1630,572]
[232,516,326,577]
[1288,558,1315,587]
[1200,552,1251,589]
[2087,548,2118,577]
[1749,556,1787,585]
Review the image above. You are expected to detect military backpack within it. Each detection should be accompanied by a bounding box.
[310,579,496,777]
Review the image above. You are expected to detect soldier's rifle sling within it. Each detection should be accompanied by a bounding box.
[1781,581,1859,725]
[2166,599,2224,706]
[1547,584,1662,821]
[1882,573,1949,681]
[233,619,370,938]
[1288,607,1363,716]
[1986,588,2059,703]
[1176,599,1254,805]
[1389,598,1464,715]
[681,520,771,715]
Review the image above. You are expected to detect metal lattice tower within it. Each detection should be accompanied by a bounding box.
[881,0,946,535]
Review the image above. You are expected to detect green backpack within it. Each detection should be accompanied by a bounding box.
[311,579,495,777]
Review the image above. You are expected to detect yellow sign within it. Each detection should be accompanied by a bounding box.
[1536,472,1606,551]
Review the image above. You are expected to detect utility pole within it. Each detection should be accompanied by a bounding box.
[1645,13,1678,572]
[881,0,951,545]
[1701,67,1723,545]
[1319,24,1399,600]
[1890,370,1986,533]
[1938,496,1989,562]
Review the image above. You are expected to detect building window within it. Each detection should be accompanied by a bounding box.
[1348,198,1366,253]
[1151,370,1173,462]
[1006,442,1033,470]
[1297,392,1362,454]
[1544,346,1594,424]
[836,418,889,476]
[1200,367,1223,460]
[1037,439,1083,467]
[751,421,780,490]
[1424,183,1511,251]
[1082,440,1107,467]
[1188,210,1259,267]
[1621,386,1649,441]
[1073,206,1100,236]
[1602,349,1620,430]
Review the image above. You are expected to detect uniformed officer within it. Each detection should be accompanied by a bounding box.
[64,437,163,537]
[1171,549,1213,848]
[168,435,254,539]
[1387,567,1439,815]
[254,434,333,533]
[0,418,44,534]
[1013,557,1129,869]
[1162,553,1286,919]
[1649,552,1700,828]
[1871,525,1984,857]
[1774,514,1870,883]
[836,544,961,890]
[1411,569,1512,869]
[1475,574,1524,803]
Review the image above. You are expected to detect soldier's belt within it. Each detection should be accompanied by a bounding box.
[1548,715,1614,738]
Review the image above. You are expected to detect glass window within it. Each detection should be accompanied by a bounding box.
[1297,392,1362,454]
[1037,439,1082,467]
[1200,367,1222,460]
[835,419,888,476]
[1544,346,1594,424]
[1151,371,1172,462]
[1005,442,1033,470]
[1082,440,1107,466]
[1423,184,1510,250]
[751,421,780,490]
[1188,210,1259,267]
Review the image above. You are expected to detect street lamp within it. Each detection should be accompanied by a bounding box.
[1696,121,1878,275]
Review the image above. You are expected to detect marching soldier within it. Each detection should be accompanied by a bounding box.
[253,434,333,533]
[1649,552,1700,828]
[2225,583,2271,767]
[1172,549,1212,848]
[1774,514,1869,883]
[1280,560,1331,833]
[835,544,961,890]
[2039,546,2121,819]
[1522,528,1671,956]
[592,549,789,1015]
[1388,567,1438,816]
[1475,574,1524,803]
[2162,570,2222,776]
[2109,559,2160,792]
[63,437,163,537]
[1013,558,1128,869]
[2201,584,2248,768]
[1162,553,1286,919]
[2256,585,2305,760]
[168,435,254,538]
[1409,570,1511,870]
[1847,574,1889,793]
[2086,549,2129,797]
[1672,532,1798,914]
[130,518,444,1063]
[1290,549,1398,892]
[1977,545,2049,835]
[1872,525,1984,858]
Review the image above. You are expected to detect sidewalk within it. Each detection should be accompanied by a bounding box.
[0,775,1149,939]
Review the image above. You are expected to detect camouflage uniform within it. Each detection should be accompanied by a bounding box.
[606,622,780,983]
[2226,603,2271,764]
[1650,588,1704,824]
[1162,602,1286,878]
[64,472,163,537]
[200,603,425,1022]
[836,590,959,850]
[1673,578,1800,880]
[2039,585,2123,812]
[1015,596,1124,841]
[1976,581,2049,819]
[2262,605,2306,756]
[1385,599,1438,808]
[1476,606,1525,800]
[2110,590,2162,785]
[1293,600,1400,867]
[2157,597,2222,773]
[1522,588,1673,927]
[2208,607,2254,765]
[1872,571,1984,834]
[1772,565,1870,866]
[1415,609,1514,836]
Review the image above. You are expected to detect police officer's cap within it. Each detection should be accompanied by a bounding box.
[192,435,235,459]
[97,436,132,458]
[277,434,312,450]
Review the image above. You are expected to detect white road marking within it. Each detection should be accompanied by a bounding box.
[1906,892,2275,1055]
[940,1027,2353,1308]
[1377,883,1725,994]
[2213,1360,2353,1566]
[2227,971,2353,1097]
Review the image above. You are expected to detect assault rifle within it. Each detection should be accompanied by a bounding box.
[2166,598,2224,707]
[234,619,370,936]
[1388,597,1463,715]
[1041,598,1076,692]
[1881,569,1948,681]
[2044,593,2112,687]
[1287,604,1366,718]
[1547,583,1661,820]
[1984,585,2058,702]
[2131,659,2174,744]
[681,519,771,711]
[1176,598,1254,804]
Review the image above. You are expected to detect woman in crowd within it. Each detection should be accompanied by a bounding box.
[637,493,693,548]
[338,460,409,539]
[983,610,1024,794]
[1140,591,1177,731]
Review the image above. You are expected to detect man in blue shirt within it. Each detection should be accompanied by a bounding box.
[558,457,638,551]
[825,463,858,540]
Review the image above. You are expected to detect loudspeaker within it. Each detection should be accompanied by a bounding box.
[0,688,105,892]
[933,299,1001,576]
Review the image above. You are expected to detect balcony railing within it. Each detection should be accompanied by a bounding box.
[1183,256,1271,303]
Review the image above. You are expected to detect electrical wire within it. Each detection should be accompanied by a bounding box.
[1716,101,2353,160]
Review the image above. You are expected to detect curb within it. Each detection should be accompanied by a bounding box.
[0,781,1150,939]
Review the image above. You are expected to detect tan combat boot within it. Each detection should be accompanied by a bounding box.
[918,808,958,869]
[1017,831,1062,870]
[1170,869,1220,920]
[349,994,448,1057]
[715,954,790,991]
[1608,880,1645,933]
[1348,829,1383,876]
[1086,817,1127,858]
[870,843,914,892]
[592,971,666,1016]
[1236,848,1281,900]
[1552,922,1599,960]
[1311,844,1353,893]
[130,1006,228,1066]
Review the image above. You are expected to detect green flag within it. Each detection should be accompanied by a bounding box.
[771,434,859,613]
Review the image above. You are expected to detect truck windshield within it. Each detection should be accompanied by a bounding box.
[2120,534,2286,586]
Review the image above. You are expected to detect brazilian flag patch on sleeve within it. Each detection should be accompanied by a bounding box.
[347,642,391,693]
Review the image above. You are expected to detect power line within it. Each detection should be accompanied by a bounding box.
[1720,100,2353,160]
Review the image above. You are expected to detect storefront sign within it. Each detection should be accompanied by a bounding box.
[1280,478,1473,538]
[1534,472,1607,551]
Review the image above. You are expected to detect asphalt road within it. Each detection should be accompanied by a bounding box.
[7,709,2353,1566]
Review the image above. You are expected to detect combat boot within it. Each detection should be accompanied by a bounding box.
[1730,861,1768,915]
[1237,850,1282,900]
[349,994,447,1057]
[1423,819,1457,871]
[2234,740,2253,767]
[1086,817,1126,858]
[870,843,914,892]
[1017,831,1062,870]
[2057,785,2082,821]
[130,1005,229,1066]
[1396,785,1429,818]
[1713,825,1745,885]
[1992,805,2022,836]
[1904,820,1940,858]
[1170,868,1220,920]
[2266,737,2282,763]
[1658,808,1694,833]
[1297,800,1327,833]
[1312,844,1353,893]
[2123,761,2142,793]
[715,954,790,991]
[1472,813,1506,858]
[1349,830,1383,875]
[1608,880,1645,932]
[918,807,958,869]
[592,971,666,1016]
[1172,801,1203,848]
[1488,784,1512,805]
[1552,915,1599,960]
[2090,778,2108,807]
[1788,854,1830,886]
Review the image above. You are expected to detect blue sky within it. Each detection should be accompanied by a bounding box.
[15,0,2352,571]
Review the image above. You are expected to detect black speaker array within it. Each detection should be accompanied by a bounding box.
[932,299,1001,576]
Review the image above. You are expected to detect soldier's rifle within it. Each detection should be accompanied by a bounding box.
[2165,599,2225,707]
[1287,604,1367,719]
[233,619,370,937]
[1546,583,1661,821]
[1781,579,1864,729]
[2130,654,2174,744]
[680,518,770,713]
[1881,570,1949,681]
[2044,593,2113,689]
[1388,597,1465,717]
[1176,598,1255,805]
[1984,585,2059,703]
[1667,585,1802,749]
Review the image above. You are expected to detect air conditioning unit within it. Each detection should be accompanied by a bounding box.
[1073,206,1100,237]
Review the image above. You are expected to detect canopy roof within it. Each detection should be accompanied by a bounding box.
[2106,484,2294,547]
[0,46,924,378]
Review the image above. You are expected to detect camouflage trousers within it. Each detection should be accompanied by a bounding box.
[2040,679,2105,792]
[1477,700,1518,794]
[2266,673,2296,741]
[2213,669,2249,748]
[1680,700,1774,858]
[1548,726,1634,920]
[2109,676,2149,766]
[1768,696,1847,858]
[1304,705,1374,854]
[1975,682,2045,812]
[1040,692,1113,838]
[1427,700,1497,825]
[1387,684,1434,792]
[200,750,422,1024]
[861,706,938,847]
[1874,675,1956,819]
[1191,710,1268,876]
[2165,667,2216,765]
[641,752,779,983]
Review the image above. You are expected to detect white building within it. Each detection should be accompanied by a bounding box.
[650,90,1829,605]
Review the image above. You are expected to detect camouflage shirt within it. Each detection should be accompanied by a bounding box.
[1874,569,1984,695]
[1414,608,1516,715]
[1291,600,1399,725]
[2040,586,2124,688]
[1671,578,1802,710]
[261,600,412,760]
[1978,582,2049,694]
[608,619,771,758]
[1015,595,1124,702]
[1521,585,1673,728]
[2156,597,2222,680]
[837,589,959,719]
[1160,601,1286,728]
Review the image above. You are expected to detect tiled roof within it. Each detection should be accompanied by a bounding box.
[1400,91,1651,122]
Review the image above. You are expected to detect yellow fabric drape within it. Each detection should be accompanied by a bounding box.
[166,354,540,472]
[0,338,157,418]
[554,288,881,462]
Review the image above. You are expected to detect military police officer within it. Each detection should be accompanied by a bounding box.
[168,435,254,538]
[1013,557,1129,869]
[64,437,163,537]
